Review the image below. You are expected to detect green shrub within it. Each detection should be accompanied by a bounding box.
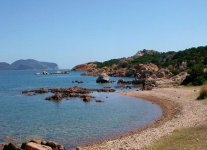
[197,84,207,100]
[192,76,206,86]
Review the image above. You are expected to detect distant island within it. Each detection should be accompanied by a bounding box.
[0,59,59,70]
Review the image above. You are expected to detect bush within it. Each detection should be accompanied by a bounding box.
[197,84,207,100]
[192,76,206,86]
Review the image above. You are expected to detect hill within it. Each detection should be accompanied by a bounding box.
[0,59,59,70]
[73,46,207,85]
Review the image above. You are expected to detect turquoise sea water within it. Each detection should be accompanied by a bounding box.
[0,70,162,149]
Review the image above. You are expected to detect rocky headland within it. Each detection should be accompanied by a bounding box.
[72,46,207,88]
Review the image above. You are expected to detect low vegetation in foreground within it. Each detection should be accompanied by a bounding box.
[145,123,207,150]
[197,84,207,100]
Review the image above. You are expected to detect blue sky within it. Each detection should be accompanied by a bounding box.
[0,0,207,68]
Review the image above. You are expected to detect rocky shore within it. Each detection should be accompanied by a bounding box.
[73,62,189,89]
[1,140,66,150]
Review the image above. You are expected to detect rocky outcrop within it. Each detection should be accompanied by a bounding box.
[22,86,115,102]
[96,73,110,83]
[25,142,52,150]
[133,49,159,57]
[3,143,20,150]
[72,62,97,71]
[2,140,66,150]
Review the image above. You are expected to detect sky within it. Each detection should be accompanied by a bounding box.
[0,0,207,69]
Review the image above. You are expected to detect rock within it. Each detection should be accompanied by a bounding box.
[3,135,12,141]
[96,73,110,83]
[135,63,159,72]
[35,71,50,75]
[72,81,84,84]
[156,71,165,78]
[45,93,63,101]
[145,85,153,90]
[76,147,81,150]
[45,141,59,150]
[95,100,104,103]
[3,143,20,150]
[30,140,42,145]
[82,96,92,102]
[21,142,27,149]
[23,86,115,102]
[156,68,173,79]
[171,71,189,84]
[72,62,97,71]
[0,144,4,150]
[25,142,52,150]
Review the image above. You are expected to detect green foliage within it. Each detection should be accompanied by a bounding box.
[96,59,119,68]
[95,45,207,85]
[182,63,207,85]
[130,53,163,66]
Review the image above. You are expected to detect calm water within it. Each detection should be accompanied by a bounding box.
[0,70,162,149]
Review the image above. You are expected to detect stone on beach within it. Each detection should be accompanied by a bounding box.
[25,142,52,150]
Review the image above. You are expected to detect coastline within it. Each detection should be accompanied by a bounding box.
[80,86,207,150]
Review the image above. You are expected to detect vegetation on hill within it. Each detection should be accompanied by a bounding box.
[95,46,207,85]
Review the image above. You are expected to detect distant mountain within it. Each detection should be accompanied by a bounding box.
[0,62,11,70]
[0,59,59,70]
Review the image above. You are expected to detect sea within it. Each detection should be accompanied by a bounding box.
[0,70,162,149]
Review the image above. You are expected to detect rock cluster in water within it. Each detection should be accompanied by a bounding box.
[22,86,115,102]
[1,140,65,150]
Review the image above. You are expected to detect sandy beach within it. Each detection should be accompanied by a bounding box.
[80,86,207,150]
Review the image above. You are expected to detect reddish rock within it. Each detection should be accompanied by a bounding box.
[25,142,52,150]
[0,144,4,150]
[135,63,159,72]
[81,95,92,102]
[45,93,63,101]
[3,135,12,142]
[72,62,97,71]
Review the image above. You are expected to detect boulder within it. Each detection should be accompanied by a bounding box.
[3,143,20,150]
[0,144,4,150]
[135,63,159,72]
[45,141,59,150]
[25,142,52,150]
[95,100,104,103]
[45,93,63,101]
[82,95,92,102]
[3,136,12,142]
[96,73,110,83]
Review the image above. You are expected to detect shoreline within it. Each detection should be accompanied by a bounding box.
[76,91,177,149]
[80,86,207,150]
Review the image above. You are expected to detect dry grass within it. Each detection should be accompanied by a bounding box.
[197,84,207,100]
[145,123,207,150]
